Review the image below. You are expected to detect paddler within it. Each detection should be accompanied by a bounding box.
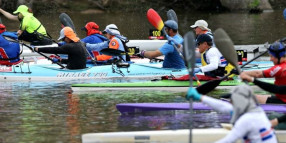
[190,20,214,63]
[240,41,286,104]
[34,27,86,69]
[194,34,229,77]
[186,85,278,143]
[0,24,21,65]
[138,20,185,69]
[81,22,108,60]
[12,5,52,45]
[85,24,129,63]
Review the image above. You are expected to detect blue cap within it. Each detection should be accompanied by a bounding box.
[164,20,178,30]
[196,34,212,44]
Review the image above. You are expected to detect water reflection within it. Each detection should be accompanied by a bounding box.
[0,81,284,143]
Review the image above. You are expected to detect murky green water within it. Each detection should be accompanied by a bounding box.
[0,81,284,143]
[1,9,286,143]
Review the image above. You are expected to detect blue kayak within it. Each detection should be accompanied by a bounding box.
[0,62,188,81]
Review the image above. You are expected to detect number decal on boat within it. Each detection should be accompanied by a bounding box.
[0,66,12,72]
[56,72,108,78]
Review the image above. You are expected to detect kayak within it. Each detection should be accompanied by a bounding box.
[71,78,274,93]
[82,128,286,143]
[0,62,188,81]
[116,102,286,114]
[0,58,274,81]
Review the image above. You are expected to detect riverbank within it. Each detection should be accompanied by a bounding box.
[2,0,286,15]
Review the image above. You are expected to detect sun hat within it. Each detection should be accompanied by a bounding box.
[13,5,29,14]
[81,22,101,36]
[58,27,80,42]
[102,24,120,35]
[190,20,211,31]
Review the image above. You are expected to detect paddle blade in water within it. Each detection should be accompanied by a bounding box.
[147,9,164,31]
[59,13,76,33]
[183,31,196,73]
[196,79,223,95]
[214,28,241,73]
[167,9,178,24]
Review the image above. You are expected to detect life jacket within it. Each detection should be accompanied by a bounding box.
[96,36,126,61]
[202,48,234,77]
[0,35,21,65]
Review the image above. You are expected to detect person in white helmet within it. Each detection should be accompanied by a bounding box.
[85,24,128,62]
[186,85,277,143]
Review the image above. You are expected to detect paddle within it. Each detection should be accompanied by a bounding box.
[167,9,178,24]
[183,31,196,143]
[147,8,184,59]
[100,48,126,56]
[59,13,76,32]
[147,8,201,85]
[3,36,65,68]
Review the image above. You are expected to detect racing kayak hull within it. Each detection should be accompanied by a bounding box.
[0,63,188,81]
[82,128,286,143]
[116,102,286,114]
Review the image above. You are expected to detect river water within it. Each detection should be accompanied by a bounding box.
[0,10,286,142]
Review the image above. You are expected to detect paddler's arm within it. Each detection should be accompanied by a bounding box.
[86,41,109,52]
[200,55,219,73]
[253,78,286,94]
[186,88,233,114]
[271,114,286,127]
[141,50,162,59]
[0,8,18,21]
[239,70,264,82]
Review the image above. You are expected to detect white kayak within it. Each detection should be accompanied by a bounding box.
[82,128,286,143]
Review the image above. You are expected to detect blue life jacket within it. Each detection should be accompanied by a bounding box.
[0,34,21,65]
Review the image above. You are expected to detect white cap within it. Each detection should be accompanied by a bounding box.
[190,20,211,31]
[103,24,120,35]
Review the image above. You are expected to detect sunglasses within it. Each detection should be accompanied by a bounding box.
[197,43,202,46]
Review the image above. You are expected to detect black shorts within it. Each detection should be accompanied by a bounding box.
[266,96,285,104]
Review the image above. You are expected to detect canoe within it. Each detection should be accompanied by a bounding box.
[0,62,188,81]
[82,128,286,143]
[116,102,286,114]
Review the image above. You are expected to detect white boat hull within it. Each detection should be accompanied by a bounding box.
[82,128,286,143]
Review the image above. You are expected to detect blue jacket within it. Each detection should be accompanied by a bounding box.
[0,34,20,65]
[81,34,107,57]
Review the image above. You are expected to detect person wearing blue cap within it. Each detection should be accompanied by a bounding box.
[194,34,228,77]
[138,20,185,69]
